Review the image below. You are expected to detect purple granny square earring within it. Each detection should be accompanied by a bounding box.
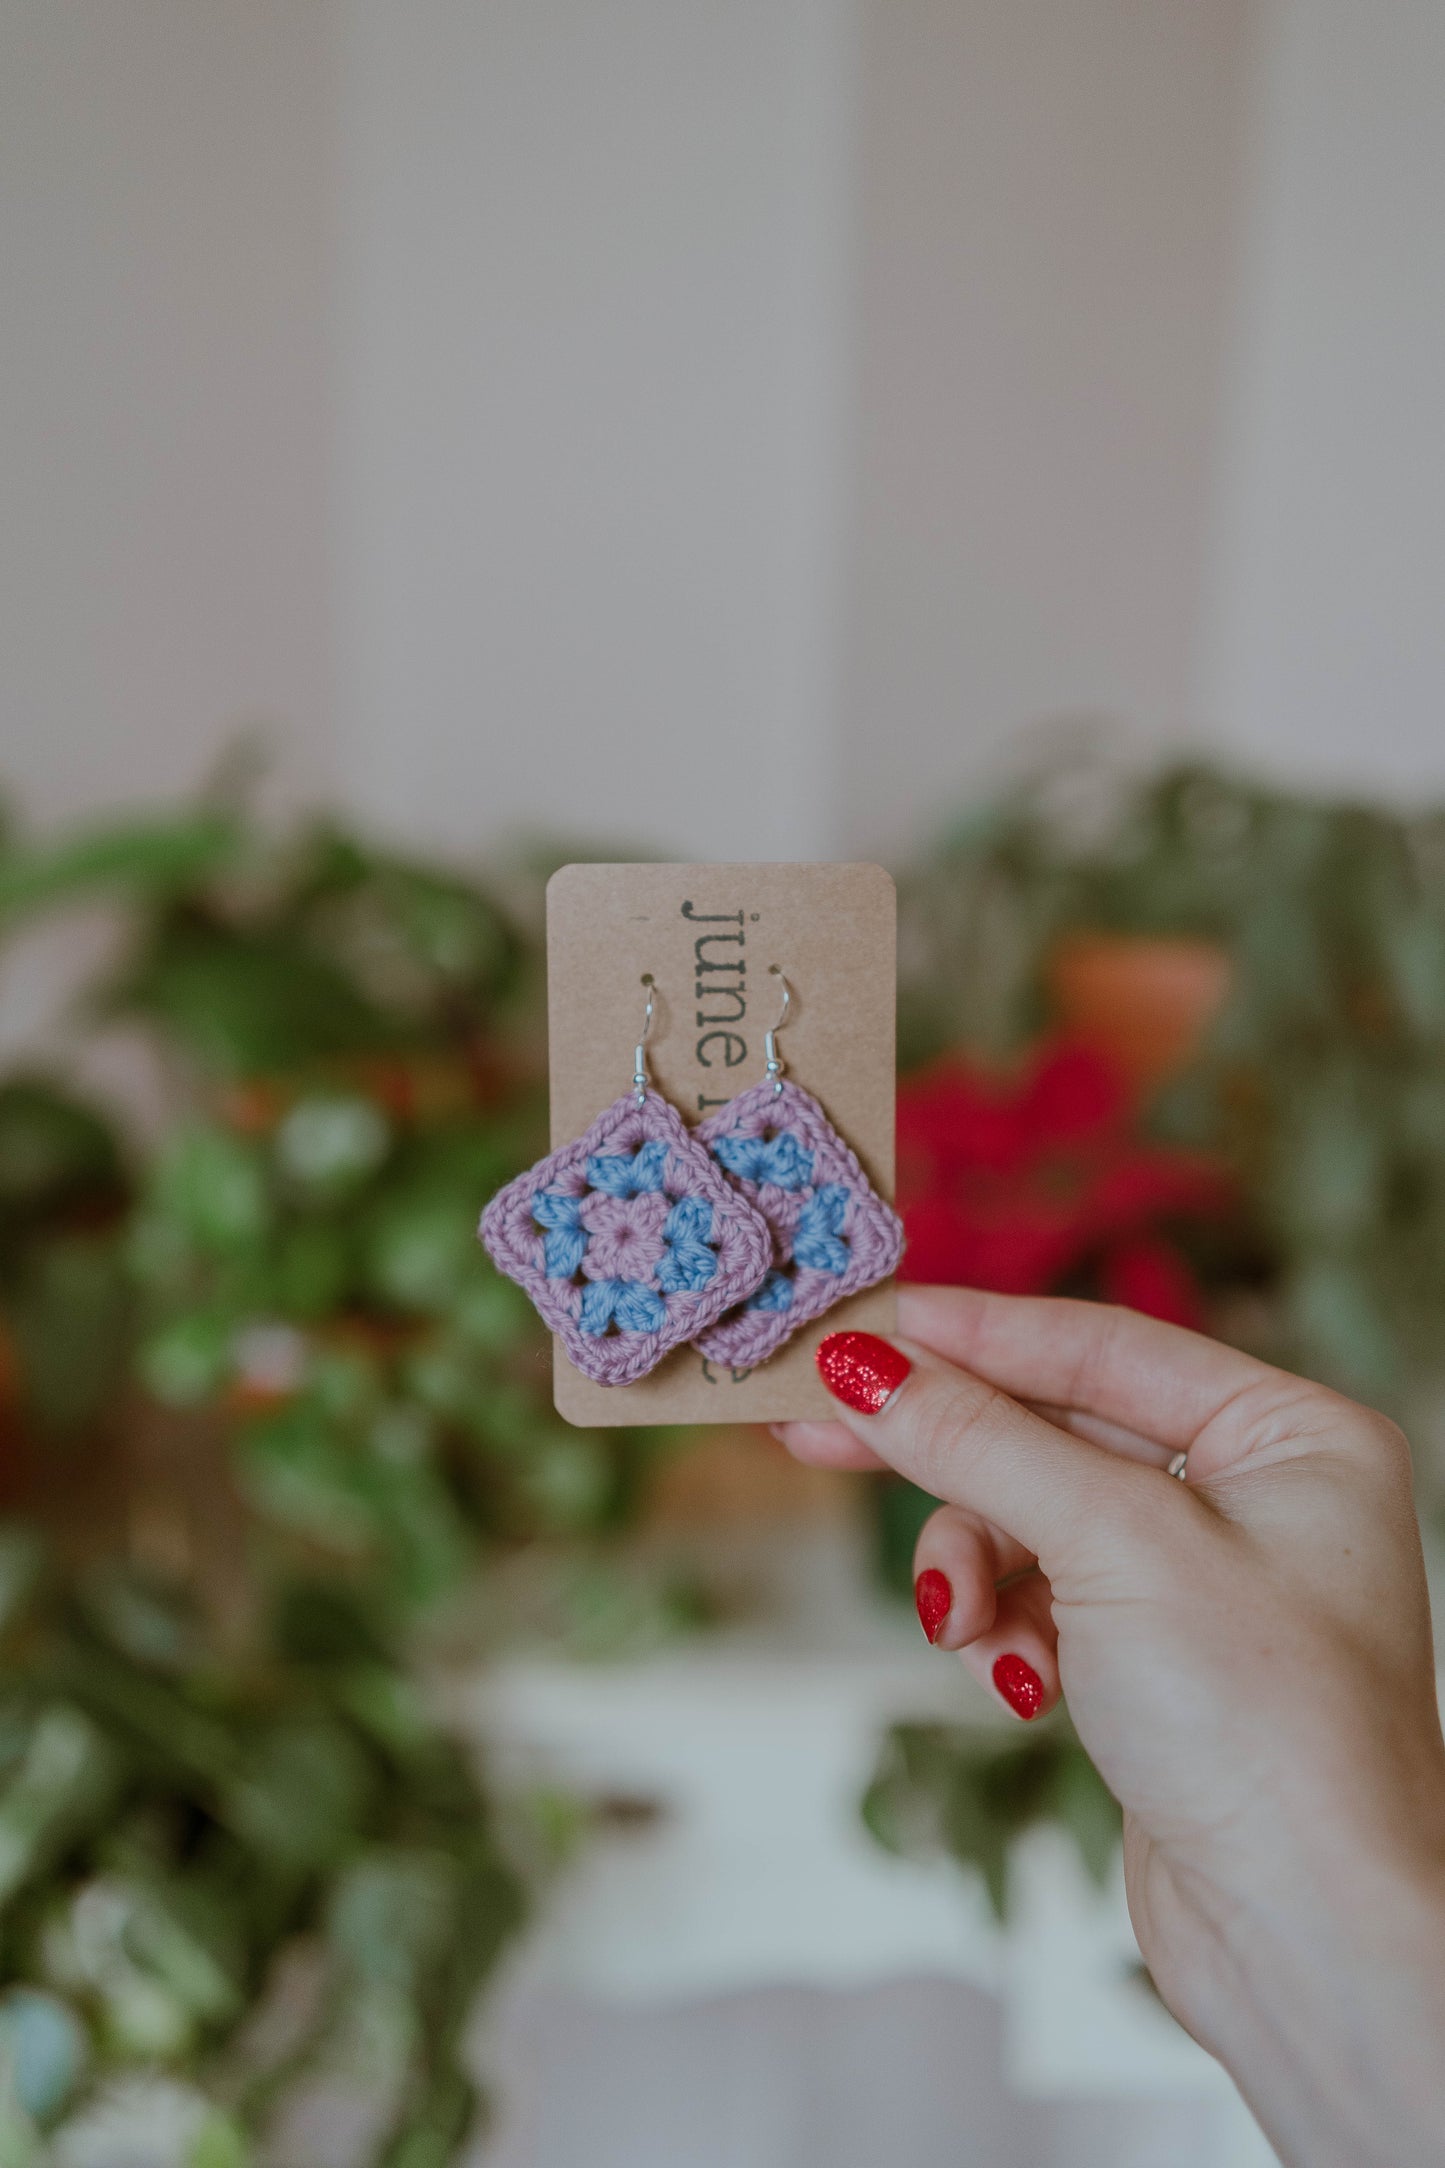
[480,977,773,1386]
[693,970,904,1370]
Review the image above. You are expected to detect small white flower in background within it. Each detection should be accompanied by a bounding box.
[275,1096,390,1191]
[230,1322,307,1400]
[51,2076,218,2168]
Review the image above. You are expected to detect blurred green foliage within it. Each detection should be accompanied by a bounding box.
[128,1097,651,1606]
[863,1718,1120,1924]
[0,790,671,2160]
[0,1541,525,2163]
[2,796,664,1607]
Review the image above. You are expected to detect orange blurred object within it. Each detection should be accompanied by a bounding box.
[1047,934,1231,1095]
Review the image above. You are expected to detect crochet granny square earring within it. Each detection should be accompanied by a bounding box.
[693,969,904,1370]
[480,976,773,1386]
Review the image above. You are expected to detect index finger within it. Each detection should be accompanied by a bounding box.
[897,1286,1326,1472]
[815,1334,1153,1572]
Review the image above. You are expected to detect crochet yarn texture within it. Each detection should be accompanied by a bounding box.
[480,1090,772,1386]
[693,1078,904,1368]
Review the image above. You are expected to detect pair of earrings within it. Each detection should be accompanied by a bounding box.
[479,970,904,1386]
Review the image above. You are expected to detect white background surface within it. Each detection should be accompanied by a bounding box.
[460,1527,1278,2165]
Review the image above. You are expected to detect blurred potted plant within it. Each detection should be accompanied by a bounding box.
[0,786,682,2163]
[0,792,674,1621]
[899,752,1445,1411]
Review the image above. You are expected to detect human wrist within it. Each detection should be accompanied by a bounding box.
[1189,1830,1445,2166]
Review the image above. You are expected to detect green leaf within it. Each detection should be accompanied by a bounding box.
[269,1580,395,1670]
[1287,1256,1399,1399]
[365,1463,472,1609]
[239,1403,378,1557]
[334,1669,434,1760]
[271,1221,353,1318]
[5,1234,131,1432]
[306,1344,382,1424]
[0,2100,46,2168]
[0,1080,124,1223]
[870,1478,943,1601]
[0,812,243,919]
[1266,1068,1382,1247]
[0,1533,46,1648]
[1382,912,1445,1034]
[326,1849,456,1994]
[0,1706,123,1906]
[362,1194,478,1315]
[220,1717,377,1871]
[187,2112,251,2168]
[119,1880,245,2027]
[448,1271,533,1352]
[139,1310,235,1408]
[114,927,393,1077]
[75,1566,204,1676]
[151,1126,270,1255]
[517,1434,611,1531]
[374,868,509,987]
[50,1643,237,1786]
[381,2069,479,2168]
[860,1721,1115,1927]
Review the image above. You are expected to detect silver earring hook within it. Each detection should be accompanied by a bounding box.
[765,967,791,1096]
[633,974,656,1106]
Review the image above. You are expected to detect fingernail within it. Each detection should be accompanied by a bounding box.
[815,1331,911,1414]
[914,1568,952,1645]
[992,1653,1045,1721]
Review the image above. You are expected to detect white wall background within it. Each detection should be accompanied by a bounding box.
[839,0,1254,856]
[0,1,335,825]
[0,1,1441,861]
[1201,0,1445,797]
[333,0,856,862]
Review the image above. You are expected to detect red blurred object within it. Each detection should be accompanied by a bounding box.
[896,1039,1231,1328]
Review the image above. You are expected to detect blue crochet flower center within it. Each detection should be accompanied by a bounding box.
[742,1179,853,1313]
[531,1138,719,1336]
[587,1139,669,1197]
[792,1184,851,1275]
[711,1129,815,1191]
[709,1130,852,1311]
[748,1269,796,1314]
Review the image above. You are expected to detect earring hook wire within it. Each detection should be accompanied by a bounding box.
[633,974,656,1105]
[765,966,791,1095]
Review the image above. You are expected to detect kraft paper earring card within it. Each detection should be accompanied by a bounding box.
[545,862,899,1425]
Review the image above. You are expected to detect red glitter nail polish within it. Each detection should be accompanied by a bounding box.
[815,1331,911,1413]
[993,1653,1044,1721]
[914,1568,952,1645]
